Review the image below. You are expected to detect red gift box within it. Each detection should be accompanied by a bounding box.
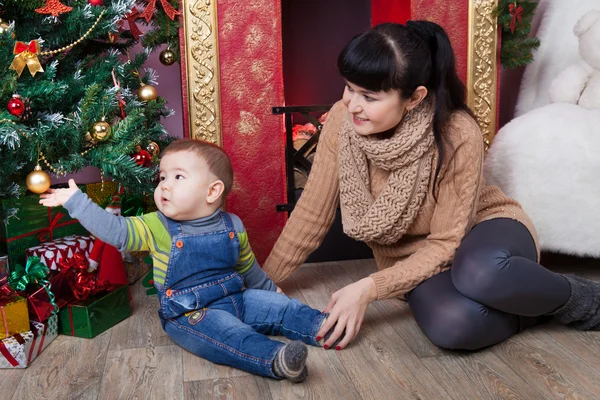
[26,235,95,270]
[21,270,74,322]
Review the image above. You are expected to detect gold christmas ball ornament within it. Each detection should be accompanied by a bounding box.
[26,165,51,194]
[0,19,14,39]
[92,120,112,141]
[159,48,176,66]
[138,84,158,101]
[146,141,160,157]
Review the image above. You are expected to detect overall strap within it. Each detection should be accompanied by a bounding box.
[220,211,236,234]
[165,215,183,237]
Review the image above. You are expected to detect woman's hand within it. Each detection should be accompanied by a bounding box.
[39,179,79,207]
[317,277,378,350]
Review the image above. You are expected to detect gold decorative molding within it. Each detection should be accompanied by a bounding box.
[467,0,499,149]
[181,0,222,145]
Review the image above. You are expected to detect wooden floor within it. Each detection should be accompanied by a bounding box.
[3,255,600,400]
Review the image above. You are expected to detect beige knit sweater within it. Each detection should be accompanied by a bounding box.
[263,101,539,300]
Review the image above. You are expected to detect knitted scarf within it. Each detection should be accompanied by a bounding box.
[339,100,435,245]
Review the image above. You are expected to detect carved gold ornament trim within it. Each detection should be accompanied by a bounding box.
[181,0,222,145]
[467,0,499,149]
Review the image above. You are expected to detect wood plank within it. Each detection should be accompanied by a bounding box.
[182,347,250,382]
[422,351,545,400]
[539,324,600,374]
[108,280,173,351]
[342,259,447,358]
[98,345,184,400]
[493,328,600,399]
[0,369,23,398]
[185,375,273,400]
[13,333,111,400]
[279,262,452,400]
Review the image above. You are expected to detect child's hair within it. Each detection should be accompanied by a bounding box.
[161,138,234,198]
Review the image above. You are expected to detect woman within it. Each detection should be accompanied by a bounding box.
[263,21,600,351]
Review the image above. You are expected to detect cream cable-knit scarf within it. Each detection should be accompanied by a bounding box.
[339,100,435,245]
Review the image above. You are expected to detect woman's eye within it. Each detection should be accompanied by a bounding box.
[364,95,375,102]
[345,84,354,92]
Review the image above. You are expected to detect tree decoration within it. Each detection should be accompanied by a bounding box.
[88,0,104,6]
[146,141,160,157]
[140,0,181,22]
[138,84,157,101]
[121,8,143,41]
[10,40,44,77]
[7,94,25,117]
[35,0,73,17]
[159,48,175,65]
[26,164,51,194]
[494,0,540,69]
[91,119,112,142]
[133,145,152,167]
[0,18,14,39]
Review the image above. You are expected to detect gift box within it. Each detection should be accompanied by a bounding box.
[22,270,74,322]
[123,251,152,284]
[0,254,7,280]
[0,195,88,267]
[58,284,130,338]
[0,295,30,339]
[85,181,119,207]
[0,314,58,368]
[26,235,95,271]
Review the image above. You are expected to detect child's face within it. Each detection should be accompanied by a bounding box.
[154,150,221,220]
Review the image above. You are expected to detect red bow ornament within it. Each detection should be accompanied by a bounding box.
[120,7,143,41]
[509,3,524,34]
[140,0,181,22]
[9,40,44,77]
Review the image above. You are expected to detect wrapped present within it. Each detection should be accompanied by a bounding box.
[0,254,7,280]
[85,181,119,207]
[6,256,61,323]
[21,270,73,322]
[26,235,95,271]
[0,295,30,339]
[0,194,88,267]
[58,284,130,338]
[123,251,152,284]
[0,314,58,368]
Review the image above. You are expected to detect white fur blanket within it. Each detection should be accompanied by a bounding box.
[515,0,599,116]
[485,103,600,257]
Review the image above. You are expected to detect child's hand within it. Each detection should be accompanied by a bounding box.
[276,286,285,295]
[39,179,79,207]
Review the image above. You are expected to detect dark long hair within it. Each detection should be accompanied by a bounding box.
[337,21,472,193]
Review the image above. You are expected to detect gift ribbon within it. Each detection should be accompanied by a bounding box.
[509,3,524,34]
[9,40,44,77]
[8,257,59,316]
[37,211,66,242]
[1,306,8,339]
[0,332,24,367]
[140,0,181,22]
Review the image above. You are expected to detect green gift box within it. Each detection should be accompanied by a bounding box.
[58,285,131,338]
[0,194,88,268]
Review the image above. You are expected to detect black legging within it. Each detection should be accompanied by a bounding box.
[407,218,571,350]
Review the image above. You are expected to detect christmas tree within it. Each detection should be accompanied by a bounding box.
[0,0,180,221]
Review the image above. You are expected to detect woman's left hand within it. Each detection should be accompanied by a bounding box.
[317,277,378,350]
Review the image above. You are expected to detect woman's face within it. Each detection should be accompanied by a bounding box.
[342,81,410,136]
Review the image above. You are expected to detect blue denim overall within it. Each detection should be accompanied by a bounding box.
[158,211,325,378]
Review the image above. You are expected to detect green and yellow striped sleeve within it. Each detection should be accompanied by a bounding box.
[234,229,256,274]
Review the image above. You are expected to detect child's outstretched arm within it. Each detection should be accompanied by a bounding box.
[39,179,129,250]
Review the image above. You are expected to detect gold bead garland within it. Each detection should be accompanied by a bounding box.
[39,10,106,57]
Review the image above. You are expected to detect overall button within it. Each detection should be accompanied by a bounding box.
[166,289,173,297]
[176,240,184,248]
[229,232,234,240]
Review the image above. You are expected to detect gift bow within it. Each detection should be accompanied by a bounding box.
[37,211,67,242]
[140,0,181,22]
[58,252,110,300]
[8,256,59,315]
[508,3,524,34]
[9,40,44,77]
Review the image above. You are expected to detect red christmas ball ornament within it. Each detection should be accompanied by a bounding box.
[133,149,152,167]
[7,94,25,117]
[88,0,103,6]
